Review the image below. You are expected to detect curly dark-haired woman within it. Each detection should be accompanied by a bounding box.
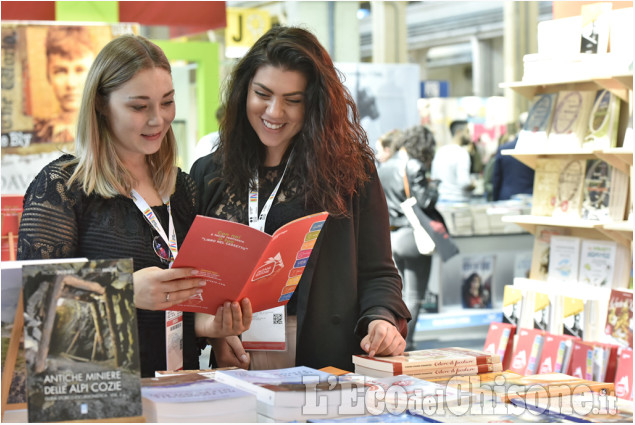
[190,26,410,371]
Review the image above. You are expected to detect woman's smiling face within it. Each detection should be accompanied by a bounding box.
[246,65,307,166]
[106,67,175,161]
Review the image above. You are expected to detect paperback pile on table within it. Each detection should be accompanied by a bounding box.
[141,373,257,422]
[214,366,359,422]
[352,347,502,379]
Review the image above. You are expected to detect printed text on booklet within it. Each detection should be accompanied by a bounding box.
[170,212,328,313]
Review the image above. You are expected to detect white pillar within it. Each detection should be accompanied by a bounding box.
[370,1,408,63]
[285,1,360,62]
[503,1,538,123]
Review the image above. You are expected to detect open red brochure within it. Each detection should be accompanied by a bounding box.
[169,211,328,314]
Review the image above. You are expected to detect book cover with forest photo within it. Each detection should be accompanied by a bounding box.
[22,258,142,422]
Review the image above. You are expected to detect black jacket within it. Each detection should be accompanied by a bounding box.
[190,153,411,371]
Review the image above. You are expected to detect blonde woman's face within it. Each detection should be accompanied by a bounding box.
[247,65,306,166]
[106,67,175,161]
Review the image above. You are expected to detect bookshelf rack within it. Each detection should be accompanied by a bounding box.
[501,147,633,174]
[501,215,633,247]
[499,67,633,248]
[500,72,633,101]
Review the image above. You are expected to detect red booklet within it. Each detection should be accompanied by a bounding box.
[483,322,516,370]
[567,340,595,380]
[614,348,633,400]
[509,328,545,375]
[170,211,328,314]
[537,333,579,375]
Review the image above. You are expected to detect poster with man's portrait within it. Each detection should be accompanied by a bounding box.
[1,22,136,195]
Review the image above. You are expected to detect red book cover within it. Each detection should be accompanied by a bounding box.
[509,328,545,375]
[483,322,516,370]
[604,288,633,349]
[614,348,633,400]
[589,341,620,383]
[537,333,579,374]
[568,340,595,380]
[170,212,328,314]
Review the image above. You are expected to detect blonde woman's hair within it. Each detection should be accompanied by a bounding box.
[67,34,177,198]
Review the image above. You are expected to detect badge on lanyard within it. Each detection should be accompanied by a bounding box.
[241,162,291,351]
[131,189,184,369]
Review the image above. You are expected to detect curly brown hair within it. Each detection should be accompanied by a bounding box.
[217,26,375,217]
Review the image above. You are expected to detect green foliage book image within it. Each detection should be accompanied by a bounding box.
[22,258,143,422]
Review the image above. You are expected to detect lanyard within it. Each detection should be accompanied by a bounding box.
[130,188,183,370]
[130,189,178,266]
[248,154,292,231]
[245,155,292,352]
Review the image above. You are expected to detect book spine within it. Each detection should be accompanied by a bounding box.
[554,341,567,373]
[399,355,498,373]
[406,363,503,379]
[498,328,511,358]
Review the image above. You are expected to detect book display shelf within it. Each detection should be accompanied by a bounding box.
[499,72,634,247]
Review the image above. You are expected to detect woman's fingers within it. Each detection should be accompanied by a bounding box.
[241,298,253,328]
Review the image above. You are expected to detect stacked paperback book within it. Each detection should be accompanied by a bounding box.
[352,347,502,379]
[141,373,257,422]
[214,366,358,422]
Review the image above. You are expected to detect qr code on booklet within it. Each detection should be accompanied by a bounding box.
[273,313,283,324]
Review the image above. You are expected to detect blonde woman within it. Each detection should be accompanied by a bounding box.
[18,34,251,376]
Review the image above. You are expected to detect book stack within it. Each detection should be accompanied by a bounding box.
[141,373,257,422]
[214,366,358,422]
[351,347,502,380]
[340,372,479,415]
[536,333,579,375]
[567,339,620,383]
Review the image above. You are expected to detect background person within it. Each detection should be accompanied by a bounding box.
[34,26,98,143]
[193,105,225,160]
[190,26,410,371]
[378,125,438,351]
[18,34,251,377]
[431,120,475,203]
[492,112,534,201]
[375,128,403,166]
